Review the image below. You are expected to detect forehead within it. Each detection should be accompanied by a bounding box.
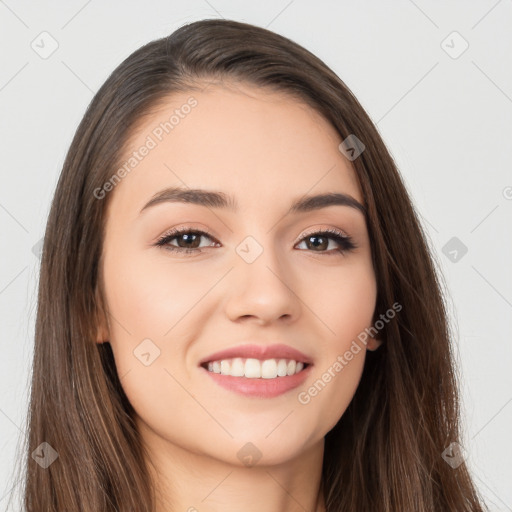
[109,82,363,218]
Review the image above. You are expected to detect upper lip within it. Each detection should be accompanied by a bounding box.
[199,343,313,366]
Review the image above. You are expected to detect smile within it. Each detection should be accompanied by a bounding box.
[200,359,312,398]
[202,357,307,379]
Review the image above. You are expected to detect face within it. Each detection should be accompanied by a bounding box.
[98,82,379,467]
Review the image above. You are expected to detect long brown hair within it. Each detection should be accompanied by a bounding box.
[12,18,487,511]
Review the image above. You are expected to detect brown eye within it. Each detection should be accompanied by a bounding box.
[295,229,357,256]
[155,229,219,253]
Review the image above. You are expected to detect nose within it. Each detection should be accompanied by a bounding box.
[224,241,302,326]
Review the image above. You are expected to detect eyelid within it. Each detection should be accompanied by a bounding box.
[297,226,351,242]
[155,224,216,240]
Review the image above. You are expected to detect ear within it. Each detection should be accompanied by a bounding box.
[366,334,383,351]
[94,284,110,344]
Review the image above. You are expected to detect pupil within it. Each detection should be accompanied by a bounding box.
[309,235,327,250]
[180,233,200,248]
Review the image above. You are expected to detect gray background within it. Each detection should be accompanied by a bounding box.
[1,0,511,510]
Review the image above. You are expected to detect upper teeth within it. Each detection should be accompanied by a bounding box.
[206,358,305,379]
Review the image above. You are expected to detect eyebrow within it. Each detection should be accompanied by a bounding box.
[140,187,366,216]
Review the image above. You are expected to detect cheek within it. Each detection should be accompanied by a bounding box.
[100,244,223,416]
[100,247,208,444]
[307,259,377,344]
[298,355,366,440]
[99,245,197,391]
[102,245,215,342]
[295,261,376,430]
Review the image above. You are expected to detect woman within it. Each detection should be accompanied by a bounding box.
[17,18,487,511]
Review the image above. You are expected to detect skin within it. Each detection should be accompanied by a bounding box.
[97,81,382,512]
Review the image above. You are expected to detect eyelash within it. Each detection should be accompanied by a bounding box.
[154,227,357,256]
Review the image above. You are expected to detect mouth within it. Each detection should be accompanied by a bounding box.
[200,357,310,379]
[198,343,313,398]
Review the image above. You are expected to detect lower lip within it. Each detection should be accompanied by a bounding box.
[201,365,312,398]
